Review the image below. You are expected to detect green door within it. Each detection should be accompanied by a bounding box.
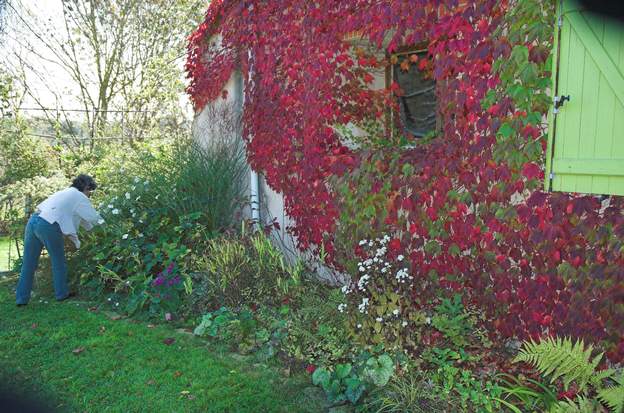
[545,0,624,196]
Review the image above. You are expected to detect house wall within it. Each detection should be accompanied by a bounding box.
[193,70,349,285]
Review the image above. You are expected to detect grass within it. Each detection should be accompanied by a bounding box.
[0,235,18,272]
[0,280,323,413]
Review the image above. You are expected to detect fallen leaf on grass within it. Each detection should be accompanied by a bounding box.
[173,371,183,378]
[72,347,85,355]
[87,306,98,312]
[31,323,37,329]
[99,326,106,333]
[163,337,175,345]
[146,379,156,386]
[179,390,194,400]
[147,324,155,328]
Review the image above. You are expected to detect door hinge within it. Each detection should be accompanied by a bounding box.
[549,172,555,180]
[553,95,570,114]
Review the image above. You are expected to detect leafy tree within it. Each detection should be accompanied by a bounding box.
[0,70,51,186]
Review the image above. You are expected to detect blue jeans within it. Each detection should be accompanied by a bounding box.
[15,213,69,304]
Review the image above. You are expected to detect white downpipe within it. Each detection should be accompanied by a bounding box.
[250,170,260,225]
[239,52,261,226]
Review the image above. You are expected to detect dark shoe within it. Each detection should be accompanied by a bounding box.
[57,292,77,302]
[16,303,27,307]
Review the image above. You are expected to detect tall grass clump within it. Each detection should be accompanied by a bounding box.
[166,135,248,230]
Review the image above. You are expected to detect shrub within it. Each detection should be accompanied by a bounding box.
[71,136,246,317]
[186,228,303,312]
[0,116,52,187]
[0,172,68,254]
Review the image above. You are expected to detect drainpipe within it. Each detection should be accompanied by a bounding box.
[235,66,260,225]
[250,171,260,225]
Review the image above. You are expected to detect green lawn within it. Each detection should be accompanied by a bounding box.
[0,236,17,272]
[0,280,323,413]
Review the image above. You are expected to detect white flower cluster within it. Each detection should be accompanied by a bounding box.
[337,303,347,313]
[358,297,369,314]
[357,274,370,291]
[395,268,412,283]
[341,234,417,332]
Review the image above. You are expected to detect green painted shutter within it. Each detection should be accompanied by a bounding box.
[545,0,624,196]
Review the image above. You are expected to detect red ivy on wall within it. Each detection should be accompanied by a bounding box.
[187,0,624,362]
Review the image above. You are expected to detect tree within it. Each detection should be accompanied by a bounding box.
[0,70,51,187]
[2,0,206,142]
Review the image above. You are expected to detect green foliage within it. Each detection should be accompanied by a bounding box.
[597,372,624,413]
[431,294,473,348]
[549,397,602,413]
[311,351,397,406]
[331,152,401,263]
[511,337,623,413]
[193,306,289,362]
[496,372,558,412]
[72,138,246,318]
[364,373,456,413]
[0,173,68,255]
[283,286,351,366]
[489,0,554,170]
[424,347,503,412]
[194,307,236,338]
[514,337,608,392]
[0,118,52,187]
[312,364,366,405]
[189,229,303,311]
[362,354,395,387]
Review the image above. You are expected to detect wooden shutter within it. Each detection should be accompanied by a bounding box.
[545,0,624,196]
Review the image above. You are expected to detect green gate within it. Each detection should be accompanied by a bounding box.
[545,0,624,196]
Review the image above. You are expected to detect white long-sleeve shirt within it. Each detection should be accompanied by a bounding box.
[36,187,104,249]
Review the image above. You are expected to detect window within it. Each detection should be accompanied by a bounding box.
[388,49,437,139]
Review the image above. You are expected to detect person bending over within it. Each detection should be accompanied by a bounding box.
[15,174,104,306]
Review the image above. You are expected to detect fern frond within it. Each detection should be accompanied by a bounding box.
[597,372,624,413]
[514,337,603,393]
[591,368,617,388]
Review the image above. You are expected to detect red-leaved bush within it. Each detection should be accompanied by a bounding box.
[187,0,624,363]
